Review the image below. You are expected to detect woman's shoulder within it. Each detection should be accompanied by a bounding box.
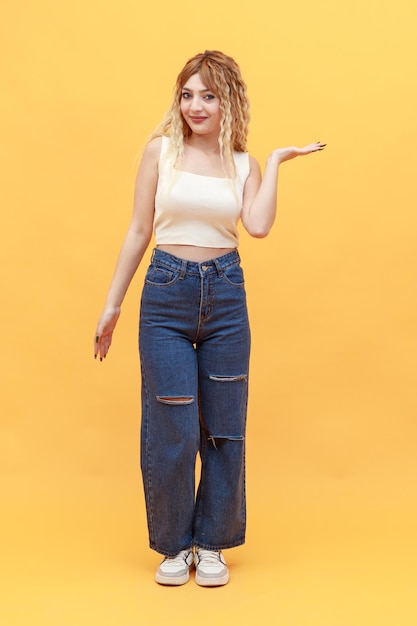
[134,137,164,180]
[139,136,164,171]
[234,150,259,165]
[145,135,164,157]
[248,154,261,173]
[234,151,260,181]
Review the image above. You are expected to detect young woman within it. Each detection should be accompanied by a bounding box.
[94,50,325,586]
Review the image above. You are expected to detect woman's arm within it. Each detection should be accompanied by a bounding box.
[241,142,326,238]
[94,137,161,360]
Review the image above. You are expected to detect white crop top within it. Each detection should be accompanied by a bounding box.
[154,135,250,248]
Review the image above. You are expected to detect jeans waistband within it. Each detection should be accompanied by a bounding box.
[150,248,241,277]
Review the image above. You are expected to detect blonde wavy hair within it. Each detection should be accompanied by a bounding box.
[150,50,250,178]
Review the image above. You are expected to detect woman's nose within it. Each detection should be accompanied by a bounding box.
[190,96,203,111]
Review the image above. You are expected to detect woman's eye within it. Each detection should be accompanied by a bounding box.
[181,92,215,101]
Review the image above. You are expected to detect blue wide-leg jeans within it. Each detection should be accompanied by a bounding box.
[139,248,250,557]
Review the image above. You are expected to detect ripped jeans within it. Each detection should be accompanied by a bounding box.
[139,248,250,556]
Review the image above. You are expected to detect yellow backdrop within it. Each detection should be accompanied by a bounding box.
[1,0,417,624]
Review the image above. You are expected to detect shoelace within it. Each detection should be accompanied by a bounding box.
[197,550,223,565]
[163,551,190,565]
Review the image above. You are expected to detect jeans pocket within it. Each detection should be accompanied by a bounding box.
[221,264,245,287]
[144,265,180,286]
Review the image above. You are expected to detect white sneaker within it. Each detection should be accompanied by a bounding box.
[155,549,194,585]
[194,549,229,586]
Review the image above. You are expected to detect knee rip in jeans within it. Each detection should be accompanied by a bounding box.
[208,435,245,449]
[156,396,195,405]
[209,374,247,383]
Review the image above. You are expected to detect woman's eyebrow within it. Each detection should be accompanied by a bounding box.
[182,87,212,93]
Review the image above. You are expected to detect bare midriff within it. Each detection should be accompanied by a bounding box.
[157,244,236,262]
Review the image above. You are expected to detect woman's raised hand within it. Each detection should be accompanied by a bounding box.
[94,307,121,361]
[273,141,326,164]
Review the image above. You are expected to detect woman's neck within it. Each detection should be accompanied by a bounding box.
[185,133,220,155]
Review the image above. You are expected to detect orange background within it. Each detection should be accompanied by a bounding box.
[1,1,417,624]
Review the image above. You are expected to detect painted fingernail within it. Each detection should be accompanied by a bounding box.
[96,336,99,343]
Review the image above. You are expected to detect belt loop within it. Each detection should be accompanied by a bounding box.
[214,258,223,277]
[179,258,187,279]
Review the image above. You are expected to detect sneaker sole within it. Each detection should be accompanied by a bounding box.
[195,571,230,587]
[155,571,191,586]
[155,562,194,586]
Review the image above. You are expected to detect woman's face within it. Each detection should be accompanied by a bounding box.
[180,73,222,138]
